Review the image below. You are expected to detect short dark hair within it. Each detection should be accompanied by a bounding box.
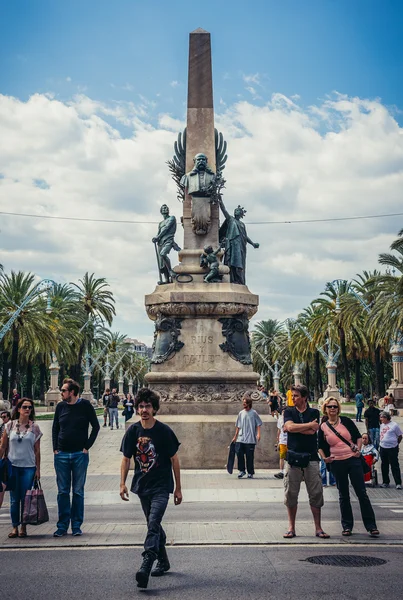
[291,384,309,398]
[134,387,160,413]
[11,398,36,421]
[63,378,80,396]
[1,410,11,419]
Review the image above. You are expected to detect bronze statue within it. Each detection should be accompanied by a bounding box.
[180,154,216,235]
[218,198,259,285]
[152,204,180,284]
[200,245,223,283]
[168,129,228,236]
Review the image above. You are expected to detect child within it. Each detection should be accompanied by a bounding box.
[361,432,379,484]
[274,409,287,479]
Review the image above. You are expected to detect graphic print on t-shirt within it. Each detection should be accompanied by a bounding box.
[136,436,158,473]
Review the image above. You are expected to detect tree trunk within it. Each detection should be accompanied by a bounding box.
[375,346,385,397]
[314,351,321,399]
[9,327,19,398]
[353,348,361,392]
[339,326,350,398]
[26,361,33,399]
[305,362,310,392]
[39,359,47,402]
[1,350,9,399]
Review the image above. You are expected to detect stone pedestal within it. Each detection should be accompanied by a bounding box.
[145,282,259,403]
[104,377,111,392]
[118,369,125,399]
[45,361,61,412]
[81,371,94,404]
[128,378,134,397]
[293,362,302,386]
[387,337,403,407]
[127,414,277,468]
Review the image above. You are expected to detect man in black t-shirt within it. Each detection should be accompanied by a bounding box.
[120,388,182,589]
[283,384,328,539]
[364,400,381,449]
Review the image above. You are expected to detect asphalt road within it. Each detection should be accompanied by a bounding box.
[1,546,400,600]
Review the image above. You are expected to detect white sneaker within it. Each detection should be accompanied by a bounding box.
[396,485,402,490]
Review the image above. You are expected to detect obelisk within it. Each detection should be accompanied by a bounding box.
[182,28,218,251]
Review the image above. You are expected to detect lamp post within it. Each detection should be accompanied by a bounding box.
[45,352,61,412]
[118,366,124,398]
[292,361,303,386]
[287,319,341,400]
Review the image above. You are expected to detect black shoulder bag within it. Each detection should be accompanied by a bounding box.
[325,421,370,474]
[286,408,313,469]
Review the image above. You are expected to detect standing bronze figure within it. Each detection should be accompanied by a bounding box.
[218,197,259,285]
[152,205,180,284]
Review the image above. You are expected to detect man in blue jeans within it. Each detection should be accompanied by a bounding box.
[52,378,100,537]
[120,388,182,589]
[355,389,365,422]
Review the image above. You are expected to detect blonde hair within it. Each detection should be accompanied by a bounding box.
[322,396,341,416]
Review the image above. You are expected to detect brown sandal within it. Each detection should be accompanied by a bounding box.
[8,531,18,538]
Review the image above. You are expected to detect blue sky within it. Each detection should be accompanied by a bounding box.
[1,0,402,344]
[1,0,403,121]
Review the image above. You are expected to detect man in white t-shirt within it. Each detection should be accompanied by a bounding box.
[379,411,402,489]
[232,392,262,479]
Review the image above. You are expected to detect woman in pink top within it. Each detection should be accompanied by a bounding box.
[318,397,379,537]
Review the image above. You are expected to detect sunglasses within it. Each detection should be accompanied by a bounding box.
[21,406,32,410]
[327,405,339,409]
[61,389,70,393]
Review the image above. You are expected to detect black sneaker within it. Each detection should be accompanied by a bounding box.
[274,472,284,479]
[53,529,67,537]
[238,471,246,479]
[151,547,170,577]
[136,551,156,588]
[72,529,83,536]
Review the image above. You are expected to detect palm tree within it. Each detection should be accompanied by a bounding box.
[252,319,286,386]
[69,273,116,380]
[0,271,57,398]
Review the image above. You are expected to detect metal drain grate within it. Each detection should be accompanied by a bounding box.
[304,555,387,568]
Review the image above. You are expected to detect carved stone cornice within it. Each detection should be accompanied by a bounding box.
[146,302,258,320]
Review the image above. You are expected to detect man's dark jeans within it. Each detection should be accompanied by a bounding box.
[54,451,89,532]
[236,442,256,475]
[331,457,377,531]
[138,492,169,557]
[380,446,402,485]
[356,407,363,421]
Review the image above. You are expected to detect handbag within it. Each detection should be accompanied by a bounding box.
[325,422,371,474]
[0,456,14,490]
[286,449,311,468]
[22,479,49,525]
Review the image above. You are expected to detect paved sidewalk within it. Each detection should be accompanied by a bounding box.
[1,418,403,549]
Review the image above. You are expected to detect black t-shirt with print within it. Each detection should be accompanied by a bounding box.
[120,420,180,495]
[364,406,381,429]
[283,406,320,461]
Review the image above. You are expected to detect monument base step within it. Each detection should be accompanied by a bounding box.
[157,401,271,415]
[126,414,277,468]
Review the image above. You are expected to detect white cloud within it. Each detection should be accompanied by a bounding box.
[243,73,261,85]
[170,80,179,88]
[0,91,402,344]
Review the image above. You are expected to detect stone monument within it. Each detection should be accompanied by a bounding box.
[145,28,260,404]
[143,30,276,468]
